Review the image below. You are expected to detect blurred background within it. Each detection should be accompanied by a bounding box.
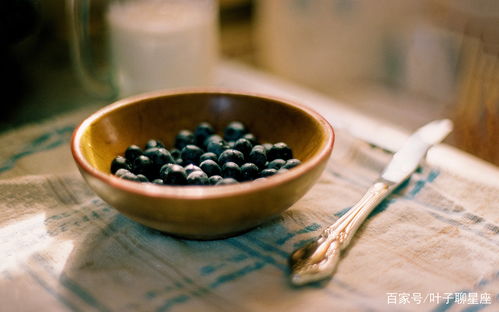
[1,0,498,165]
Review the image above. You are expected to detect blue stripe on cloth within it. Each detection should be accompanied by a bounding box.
[32,253,111,312]
[225,238,287,272]
[156,294,190,312]
[209,261,266,288]
[0,125,74,173]
[274,223,321,246]
[21,264,83,312]
[60,273,112,312]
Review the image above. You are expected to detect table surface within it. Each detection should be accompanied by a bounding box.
[1,61,498,312]
[217,61,499,189]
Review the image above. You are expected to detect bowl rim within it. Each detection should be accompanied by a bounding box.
[71,88,335,199]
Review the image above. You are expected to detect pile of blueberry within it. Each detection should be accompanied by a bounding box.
[110,121,301,186]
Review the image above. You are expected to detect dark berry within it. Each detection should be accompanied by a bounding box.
[234,138,253,157]
[218,149,244,166]
[184,164,202,176]
[260,168,277,177]
[144,147,175,170]
[194,122,215,146]
[111,155,131,173]
[132,155,154,177]
[283,158,301,169]
[262,143,273,153]
[222,162,241,180]
[200,152,218,163]
[136,174,149,182]
[145,139,165,150]
[240,163,259,181]
[170,148,181,159]
[175,130,195,150]
[121,172,139,181]
[159,163,175,178]
[223,121,247,141]
[186,171,209,185]
[160,164,187,185]
[227,141,236,149]
[125,145,143,161]
[207,140,228,157]
[242,133,258,145]
[248,145,267,169]
[216,178,238,185]
[267,159,286,170]
[152,178,164,185]
[199,159,221,177]
[267,142,293,161]
[203,134,223,149]
[181,145,204,165]
[115,168,132,178]
[208,175,223,185]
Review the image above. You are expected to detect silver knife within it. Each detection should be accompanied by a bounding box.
[289,119,453,286]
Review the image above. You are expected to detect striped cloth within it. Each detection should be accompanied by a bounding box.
[0,106,498,312]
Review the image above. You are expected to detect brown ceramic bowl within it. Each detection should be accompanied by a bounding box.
[71,89,334,239]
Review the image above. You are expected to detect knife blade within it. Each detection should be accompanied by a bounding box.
[289,119,453,286]
[381,119,453,184]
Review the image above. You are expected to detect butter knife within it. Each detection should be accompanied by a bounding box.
[289,119,453,286]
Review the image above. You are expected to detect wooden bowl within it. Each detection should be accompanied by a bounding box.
[71,89,334,239]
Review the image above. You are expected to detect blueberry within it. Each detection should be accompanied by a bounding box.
[145,139,165,150]
[208,175,223,185]
[121,172,139,181]
[175,158,183,165]
[242,133,258,146]
[152,178,164,185]
[199,159,221,177]
[144,147,175,170]
[248,145,267,169]
[207,140,228,157]
[184,164,202,176]
[224,121,247,141]
[262,143,273,153]
[234,138,253,157]
[200,152,218,163]
[194,122,215,146]
[282,158,301,169]
[222,162,242,180]
[267,159,286,170]
[111,155,131,173]
[227,141,236,149]
[175,130,195,150]
[132,155,154,177]
[159,163,175,178]
[186,171,209,185]
[203,134,223,149]
[216,178,238,185]
[181,144,204,165]
[218,149,244,166]
[170,148,181,159]
[240,163,259,181]
[160,164,187,185]
[260,168,277,177]
[136,174,149,182]
[267,142,292,161]
[125,145,143,161]
[115,168,132,178]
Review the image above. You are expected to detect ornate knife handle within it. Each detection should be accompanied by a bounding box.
[289,179,392,286]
